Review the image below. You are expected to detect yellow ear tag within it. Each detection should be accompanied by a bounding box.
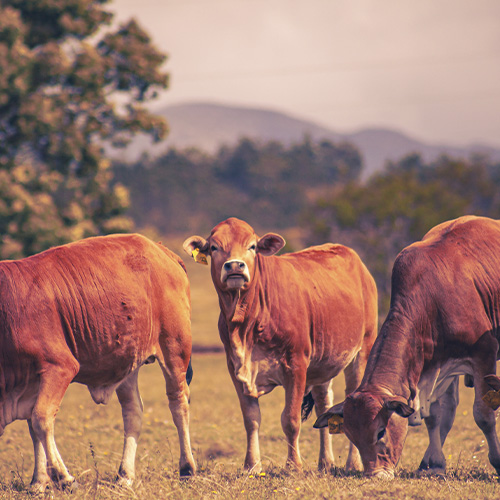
[328,415,344,434]
[482,390,500,410]
[192,248,208,265]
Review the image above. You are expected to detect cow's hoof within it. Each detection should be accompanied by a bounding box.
[115,474,134,488]
[345,458,363,473]
[417,467,446,478]
[61,478,78,492]
[29,481,50,496]
[318,458,334,472]
[418,458,446,475]
[179,463,196,478]
[245,462,262,475]
[285,461,303,474]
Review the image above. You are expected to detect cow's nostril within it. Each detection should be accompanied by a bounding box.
[224,262,231,271]
[238,262,245,269]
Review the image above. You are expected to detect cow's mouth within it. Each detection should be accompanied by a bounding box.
[225,273,248,289]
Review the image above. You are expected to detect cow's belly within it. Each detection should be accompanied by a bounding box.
[0,380,40,434]
[231,344,357,398]
[306,347,360,386]
[74,348,157,404]
[410,358,473,424]
[254,358,283,397]
[230,344,284,398]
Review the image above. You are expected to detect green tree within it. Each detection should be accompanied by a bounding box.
[306,154,500,311]
[0,0,167,258]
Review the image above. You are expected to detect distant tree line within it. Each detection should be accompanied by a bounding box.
[113,142,500,312]
[112,136,363,235]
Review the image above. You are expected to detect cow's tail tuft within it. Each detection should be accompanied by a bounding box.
[301,392,315,422]
[186,358,193,386]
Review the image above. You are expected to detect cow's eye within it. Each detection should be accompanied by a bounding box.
[249,244,256,251]
[377,428,386,441]
[210,245,218,252]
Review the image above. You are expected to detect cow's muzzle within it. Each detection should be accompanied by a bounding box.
[366,468,395,480]
[221,260,250,289]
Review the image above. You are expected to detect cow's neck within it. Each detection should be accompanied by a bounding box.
[217,280,258,326]
[214,258,269,397]
[214,256,268,327]
[361,309,428,403]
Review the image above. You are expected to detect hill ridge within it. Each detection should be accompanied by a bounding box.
[119,101,500,178]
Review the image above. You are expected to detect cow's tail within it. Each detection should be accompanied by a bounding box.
[301,392,315,422]
[186,358,193,386]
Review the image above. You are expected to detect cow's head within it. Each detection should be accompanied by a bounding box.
[314,391,413,479]
[183,218,285,292]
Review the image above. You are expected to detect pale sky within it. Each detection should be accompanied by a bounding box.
[110,0,500,147]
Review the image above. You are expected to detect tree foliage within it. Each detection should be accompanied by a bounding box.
[113,136,363,235]
[306,153,500,309]
[0,0,167,258]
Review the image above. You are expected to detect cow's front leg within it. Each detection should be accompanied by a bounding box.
[343,353,364,471]
[239,393,262,472]
[474,376,500,474]
[115,370,143,486]
[419,377,458,473]
[282,368,306,471]
[227,365,262,472]
[311,381,334,471]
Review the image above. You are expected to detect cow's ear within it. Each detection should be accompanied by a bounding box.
[384,397,414,418]
[183,236,209,264]
[484,374,500,391]
[313,401,345,428]
[257,233,285,256]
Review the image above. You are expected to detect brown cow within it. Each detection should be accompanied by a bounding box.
[0,234,196,493]
[315,216,500,479]
[183,217,377,472]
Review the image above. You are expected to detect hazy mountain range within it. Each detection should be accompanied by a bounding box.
[117,102,500,179]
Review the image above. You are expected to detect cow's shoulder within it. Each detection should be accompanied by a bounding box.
[421,215,479,241]
[422,215,500,243]
[393,216,500,296]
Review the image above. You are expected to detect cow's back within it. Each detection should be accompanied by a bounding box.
[391,216,500,346]
[259,243,377,375]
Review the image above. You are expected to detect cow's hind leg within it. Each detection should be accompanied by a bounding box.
[311,381,334,471]
[115,370,143,486]
[30,361,79,493]
[419,377,459,473]
[28,419,50,491]
[156,348,196,477]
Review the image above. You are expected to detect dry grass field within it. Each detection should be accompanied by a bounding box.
[0,247,499,498]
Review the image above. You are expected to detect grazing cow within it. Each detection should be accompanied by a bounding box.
[315,215,500,479]
[0,234,196,492]
[183,217,377,472]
